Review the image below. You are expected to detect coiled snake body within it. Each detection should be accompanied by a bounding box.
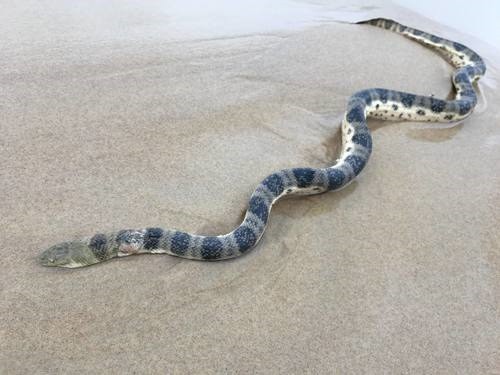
[40,19,486,268]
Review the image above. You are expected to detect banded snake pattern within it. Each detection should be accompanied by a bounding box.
[40,18,486,268]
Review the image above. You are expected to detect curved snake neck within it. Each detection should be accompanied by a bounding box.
[40,18,486,268]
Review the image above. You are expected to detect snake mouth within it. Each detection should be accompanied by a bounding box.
[39,241,100,268]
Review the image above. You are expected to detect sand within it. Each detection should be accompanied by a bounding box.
[1,1,499,373]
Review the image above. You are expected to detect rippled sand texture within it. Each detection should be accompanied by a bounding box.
[1,1,499,373]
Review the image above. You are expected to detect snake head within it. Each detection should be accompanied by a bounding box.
[39,240,107,268]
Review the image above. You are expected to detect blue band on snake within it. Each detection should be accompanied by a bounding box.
[39,18,486,268]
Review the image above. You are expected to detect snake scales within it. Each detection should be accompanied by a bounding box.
[40,18,486,268]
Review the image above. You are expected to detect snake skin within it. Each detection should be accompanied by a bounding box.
[40,18,486,268]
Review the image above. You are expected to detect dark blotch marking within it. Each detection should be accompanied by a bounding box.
[392,104,399,111]
[430,35,440,43]
[465,66,476,76]
[171,231,190,255]
[376,89,389,103]
[327,168,345,190]
[444,114,454,121]
[401,93,416,108]
[458,100,472,115]
[262,173,284,196]
[144,227,163,250]
[293,168,316,188]
[201,237,223,260]
[416,109,426,116]
[234,226,257,252]
[345,155,366,175]
[351,132,372,149]
[413,30,423,36]
[346,105,365,123]
[249,196,269,223]
[375,104,380,109]
[115,229,143,246]
[354,90,372,105]
[453,42,465,52]
[430,98,446,113]
[116,230,129,243]
[89,233,108,260]
[454,72,468,83]
[461,89,476,97]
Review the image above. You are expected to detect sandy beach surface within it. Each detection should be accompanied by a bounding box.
[1,1,499,373]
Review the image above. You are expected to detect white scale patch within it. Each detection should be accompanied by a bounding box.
[401,31,474,68]
[366,100,458,123]
[282,186,327,196]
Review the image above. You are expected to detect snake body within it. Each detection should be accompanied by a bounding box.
[40,19,486,268]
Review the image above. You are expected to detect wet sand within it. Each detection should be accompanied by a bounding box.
[1,1,499,373]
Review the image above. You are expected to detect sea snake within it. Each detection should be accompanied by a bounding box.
[40,18,486,268]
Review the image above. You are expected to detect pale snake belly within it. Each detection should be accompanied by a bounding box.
[40,18,486,268]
